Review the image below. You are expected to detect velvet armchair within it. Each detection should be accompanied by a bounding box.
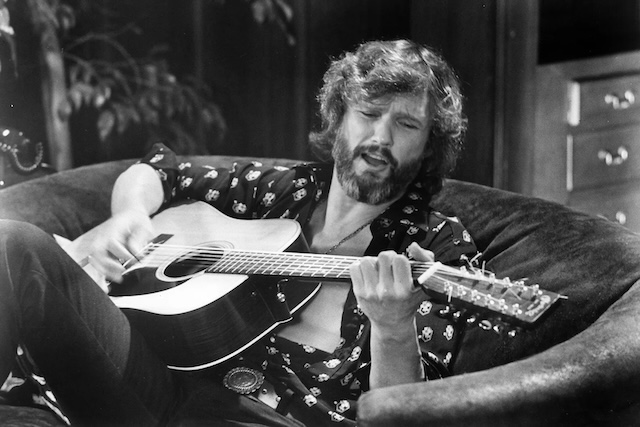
[0,156,638,426]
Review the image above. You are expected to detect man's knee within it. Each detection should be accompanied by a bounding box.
[0,220,54,252]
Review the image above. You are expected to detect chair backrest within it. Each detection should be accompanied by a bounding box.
[431,179,640,373]
[0,155,301,239]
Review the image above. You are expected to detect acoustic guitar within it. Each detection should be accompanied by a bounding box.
[69,202,564,371]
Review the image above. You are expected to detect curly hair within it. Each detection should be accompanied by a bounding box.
[309,39,467,197]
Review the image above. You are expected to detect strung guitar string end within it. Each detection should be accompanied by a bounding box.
[416,261,443,285]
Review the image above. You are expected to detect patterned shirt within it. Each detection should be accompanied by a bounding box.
[141,143,479,425]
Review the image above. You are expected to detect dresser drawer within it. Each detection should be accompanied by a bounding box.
[569,182,640,232]
[569,73,640,127]
[569,125,640,191]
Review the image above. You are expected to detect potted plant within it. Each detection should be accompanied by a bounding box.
[0,0,294,170]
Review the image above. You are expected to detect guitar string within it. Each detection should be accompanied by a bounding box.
[138,248,518,293]
[136,243,428,274]
[125,245,543,320]
[129,243,537,301]
[132,243,507,282]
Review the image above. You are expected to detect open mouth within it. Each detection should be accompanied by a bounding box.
[361,152,390,168]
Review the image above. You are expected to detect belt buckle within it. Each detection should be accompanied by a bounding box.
[223,367,265,395]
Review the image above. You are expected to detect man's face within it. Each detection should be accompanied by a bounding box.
[332,94,431,205]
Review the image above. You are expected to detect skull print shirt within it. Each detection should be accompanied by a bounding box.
[141,144,479,425]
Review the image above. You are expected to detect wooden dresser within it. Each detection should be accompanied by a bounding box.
[534,52,640,231]
[411,0,640,230]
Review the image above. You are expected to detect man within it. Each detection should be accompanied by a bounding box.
[0,39,477,425]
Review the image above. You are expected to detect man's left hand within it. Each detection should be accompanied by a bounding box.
[349,242,434,331]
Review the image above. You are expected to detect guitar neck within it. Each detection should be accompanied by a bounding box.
[203,248,561,326]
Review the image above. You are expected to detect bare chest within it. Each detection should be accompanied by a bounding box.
[278,203,373,351]
[276,281,351,352]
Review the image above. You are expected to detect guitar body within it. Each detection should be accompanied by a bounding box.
[80,202,321,371]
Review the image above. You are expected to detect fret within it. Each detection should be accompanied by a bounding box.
[323,260,349,280]
[211,253,238,274]
[250,253,272,276]
[291,254,317,277]
[306,256,331,279]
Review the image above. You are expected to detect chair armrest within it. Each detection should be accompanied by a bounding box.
[357,280,640,426]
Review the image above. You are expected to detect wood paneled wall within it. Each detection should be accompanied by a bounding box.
[411,0,499,186]
[196,0,413,162]
[2,0,507,186]
[196,0,499,185]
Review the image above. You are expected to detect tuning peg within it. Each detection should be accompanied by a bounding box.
[507,303,522,317]
[519,283,541,300]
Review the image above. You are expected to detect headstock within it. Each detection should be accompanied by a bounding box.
[415,262,565,336]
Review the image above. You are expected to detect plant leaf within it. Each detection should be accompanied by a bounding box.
[97,109,116,141]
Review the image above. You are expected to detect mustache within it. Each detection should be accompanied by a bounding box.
[352,145,398,169]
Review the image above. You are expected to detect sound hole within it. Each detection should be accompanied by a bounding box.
[162,242,229,280]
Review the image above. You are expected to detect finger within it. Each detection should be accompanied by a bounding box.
[88,255,124,283]
[355,257,379,298]
[104,262,125,283]
[350,260,370,302]
[376,252,395,294]
[406,242,434,262]
[391,255,417,294]
[349,261,364,288]
[127,226,152,257]
[108,239,135,264]
[127,217,155,255]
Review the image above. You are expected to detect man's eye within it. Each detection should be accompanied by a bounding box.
[359,110,377,118]
[400,121,419,129]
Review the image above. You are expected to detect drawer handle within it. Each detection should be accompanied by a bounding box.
[598,146,629,166]
[604,90,636,110]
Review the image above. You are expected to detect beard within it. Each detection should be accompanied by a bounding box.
[332,134,423,205]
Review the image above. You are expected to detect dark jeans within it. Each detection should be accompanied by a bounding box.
[0,220,302,427]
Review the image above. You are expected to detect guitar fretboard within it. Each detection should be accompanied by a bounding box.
[209,250,365,280]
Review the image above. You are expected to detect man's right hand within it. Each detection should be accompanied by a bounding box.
[87,209,155,283]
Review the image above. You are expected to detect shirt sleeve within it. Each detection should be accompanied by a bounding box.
[370,199,479,268]
[422,211,479,267]
[139,143,321,221]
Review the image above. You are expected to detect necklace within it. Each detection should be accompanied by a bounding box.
[324,218,375,254]
[312,198,383,255]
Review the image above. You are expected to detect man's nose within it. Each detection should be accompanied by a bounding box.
[371,119,393,146]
